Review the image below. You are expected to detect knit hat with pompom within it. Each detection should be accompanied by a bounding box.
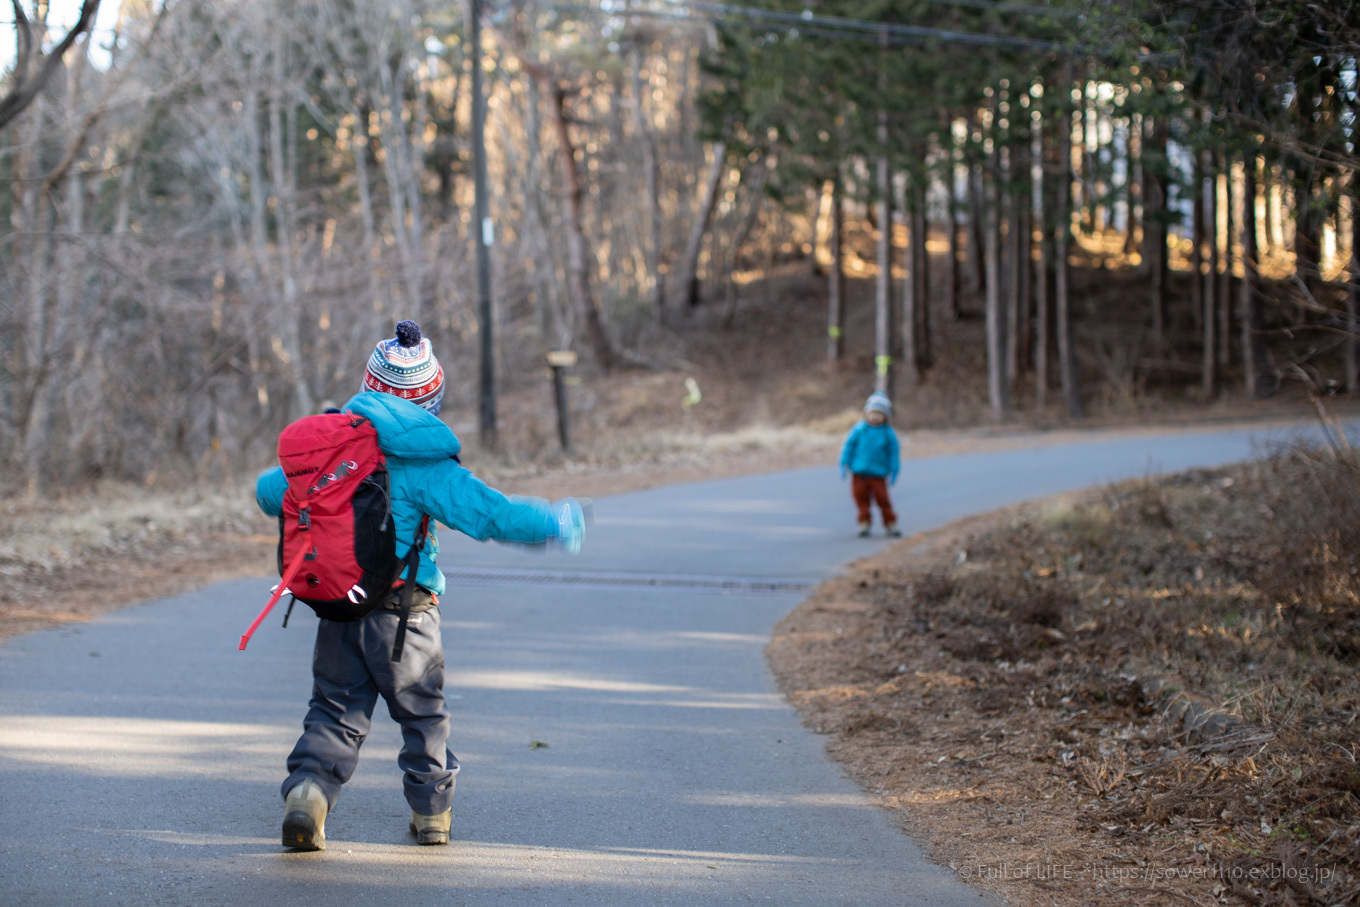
[864,391,891,417]
[362,320,445,415]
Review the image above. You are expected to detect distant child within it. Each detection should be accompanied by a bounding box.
[254,320,585,852]
[840,391,901,537]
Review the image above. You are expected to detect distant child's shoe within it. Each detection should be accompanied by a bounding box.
[410,808,451,845]
[857,522,871,538]
[886,523,901,537]
[282,778,328,851]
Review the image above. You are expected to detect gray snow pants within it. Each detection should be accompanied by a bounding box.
[282,606,459,816]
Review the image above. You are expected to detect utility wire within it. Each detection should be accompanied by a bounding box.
[615,0,1086,21]
[540,0,1077,53]
[688,0,1071,51]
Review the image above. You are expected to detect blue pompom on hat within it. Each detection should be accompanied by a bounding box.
[362,320,445,415]
[864,392,891,417]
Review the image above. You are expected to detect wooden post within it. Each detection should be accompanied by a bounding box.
[547,350,577,452]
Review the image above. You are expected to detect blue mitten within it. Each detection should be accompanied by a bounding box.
[553,498,585,555]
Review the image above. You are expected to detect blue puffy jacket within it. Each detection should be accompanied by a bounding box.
[840,420,901,482]
[255,391,559,597]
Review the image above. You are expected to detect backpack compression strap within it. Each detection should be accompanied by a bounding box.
[390,514,432,663]
[240,521,312,651]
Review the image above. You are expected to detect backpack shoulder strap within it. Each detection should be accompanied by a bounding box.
[389,514,432,663]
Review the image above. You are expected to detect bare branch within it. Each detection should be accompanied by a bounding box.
[41,3,172,196]
[11,0,34,79]
[0,0,102,131]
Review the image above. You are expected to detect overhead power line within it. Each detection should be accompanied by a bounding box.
[536,0,1084,54]
[680,0,1071,51]
[534,0,1171,60]
[679,0,1086,20]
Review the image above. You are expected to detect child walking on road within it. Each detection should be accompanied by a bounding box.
[254,320,585,852]
[840,391,901,538]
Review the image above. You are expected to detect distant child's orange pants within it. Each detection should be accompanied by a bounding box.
[851,474,896,526]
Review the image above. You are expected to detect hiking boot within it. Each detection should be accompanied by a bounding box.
[282,778,328,851]
[886,523,902,538]
[857,522,871,538]
[410,808,452,845]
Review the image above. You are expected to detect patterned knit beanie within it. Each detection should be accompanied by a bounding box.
[864,391,892,417]
[362,320,445,415]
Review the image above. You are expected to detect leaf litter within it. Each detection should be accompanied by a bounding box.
[769,443,1360,906]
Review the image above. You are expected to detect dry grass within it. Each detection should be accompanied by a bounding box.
[770,442,1360,906]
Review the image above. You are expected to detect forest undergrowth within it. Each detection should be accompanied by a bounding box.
[770,439,1360,907]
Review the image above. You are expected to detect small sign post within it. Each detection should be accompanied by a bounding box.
[546,350,577,453]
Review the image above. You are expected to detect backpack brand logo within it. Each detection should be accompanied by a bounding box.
[308,460,360,495]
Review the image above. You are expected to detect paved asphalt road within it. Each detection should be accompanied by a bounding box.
[0,423,1326,906]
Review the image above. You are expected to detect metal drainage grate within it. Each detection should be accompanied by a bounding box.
[443,566,817,596]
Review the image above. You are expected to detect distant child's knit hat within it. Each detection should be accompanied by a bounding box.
[363,320,445,414]
[864,392,892,417]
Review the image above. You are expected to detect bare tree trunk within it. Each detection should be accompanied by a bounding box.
[876,146,896,397]
[15,82,46,369]
[1035,102,1052,409]
[1263,167,1279,252]
[874,27,895,396]
[1123,114,1141,256]
[1348,181,1360,392]
[1241,155,1271,398]
[1072,89,1085,234]
[805,187,822,276]
[1204,148,1219,392]
[349,102,384,323]
[827,173,846,367]
[1005,148,1022,384]
[17,63,54,495]
[112,101,159,235]
[984,132,1009,418]
[1018,191,1032,377]
[1145,116,1169,344]
[946,158,961,321]
[1294,168,1322,288]
[722,165,767,328]
[968,159,986,297]
[1056,90,1084,419]
[901,173,920,386]
[679,141,726,310]
[1219,149,1234,367]
[913,175,932,369]
[629,45,664,321]
[265,46,312,417]
[1199,150,1218,399]
[1191,149,1205,335]
[543,79,613,373]
[44,54,89,471]
[375,52,423,321]
[520,75,567,346]
[1080,81,1097,235]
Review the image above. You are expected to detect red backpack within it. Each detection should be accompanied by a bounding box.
[239,411,428,661]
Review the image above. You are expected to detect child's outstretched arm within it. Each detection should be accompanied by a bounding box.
[406,459,584,552]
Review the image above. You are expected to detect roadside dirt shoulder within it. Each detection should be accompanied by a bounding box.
[770,455,1360,907]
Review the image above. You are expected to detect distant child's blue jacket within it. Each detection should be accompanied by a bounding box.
[840,421,900,482]
[255,392,559,597]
